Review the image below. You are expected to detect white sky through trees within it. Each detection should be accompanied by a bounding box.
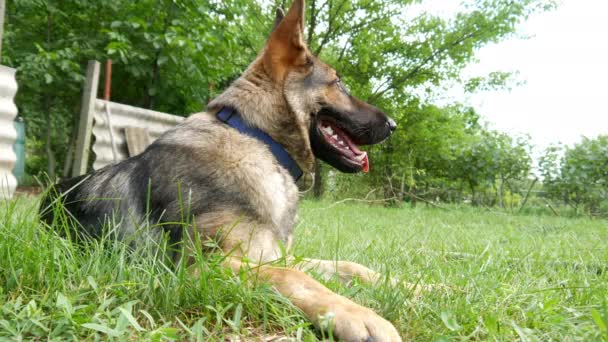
[427,0,608,158]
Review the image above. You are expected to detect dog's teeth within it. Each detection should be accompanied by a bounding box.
[355,154,366,161]
[323,126,334,135]
[331,134,338,140]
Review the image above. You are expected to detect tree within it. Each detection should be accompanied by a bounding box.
[538,144,563,199]
[490,132,532,208]
[3,0,268,180]
[371,103,480,204]
[541,136,608,216]
[4,0,554,192]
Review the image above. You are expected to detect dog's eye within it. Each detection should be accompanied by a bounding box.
[334,78,350,94]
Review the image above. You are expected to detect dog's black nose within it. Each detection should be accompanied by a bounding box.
[387,117,397,132]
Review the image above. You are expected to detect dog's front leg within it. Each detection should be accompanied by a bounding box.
[291,258,430,295]
[225,257,402,342]
[290,258,384,284]
[192,216,402,341]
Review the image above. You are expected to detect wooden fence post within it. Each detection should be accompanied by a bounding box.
[72,61,100,177]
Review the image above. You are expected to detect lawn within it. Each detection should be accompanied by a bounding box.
[1,197,607,340]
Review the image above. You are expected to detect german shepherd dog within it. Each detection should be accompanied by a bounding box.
[41,1,402,340]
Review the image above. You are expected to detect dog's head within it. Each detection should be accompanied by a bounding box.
[209,0,395,174]
[266,0,396,173]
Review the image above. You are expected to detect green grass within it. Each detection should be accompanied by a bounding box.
[1,197,607,341]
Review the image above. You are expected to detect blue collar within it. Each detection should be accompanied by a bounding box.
[216,107,303,181]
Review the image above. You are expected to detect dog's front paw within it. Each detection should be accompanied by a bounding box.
[318,303,402,342]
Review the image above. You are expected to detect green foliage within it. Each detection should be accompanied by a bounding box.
[3,0,269,179]
[4,0,551,202]
[465,71,524,93]
[335,103,533,207]
[540,136,608,216]
[453,130,532,205]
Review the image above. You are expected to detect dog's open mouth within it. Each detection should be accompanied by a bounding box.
[317,120,369,173]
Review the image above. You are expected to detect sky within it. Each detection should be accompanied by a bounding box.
[425,0,608,158]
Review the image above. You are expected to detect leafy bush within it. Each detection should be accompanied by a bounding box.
[539,136,608,216]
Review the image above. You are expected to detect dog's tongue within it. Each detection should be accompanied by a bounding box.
[362,153,369,173]
[342,135,369,173]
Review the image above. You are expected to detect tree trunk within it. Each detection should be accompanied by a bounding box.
[45,94,56,180]
[382,166,401,208]
[497,177,504,208]
[145,50,162,110]
[409,185,417,208]
[62,113,79,178]
[0,0,5,58]
[307,0,317,45]
[144,2,173,109]
[519,178,538,213]
[312,160,324,199]
[469,182,476,206]
[44,9,56,180]
[505,179,515,211]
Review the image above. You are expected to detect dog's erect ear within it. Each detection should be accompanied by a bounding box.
[264,0,308,81]
[284,0,305,36]
[271,8,285,32]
